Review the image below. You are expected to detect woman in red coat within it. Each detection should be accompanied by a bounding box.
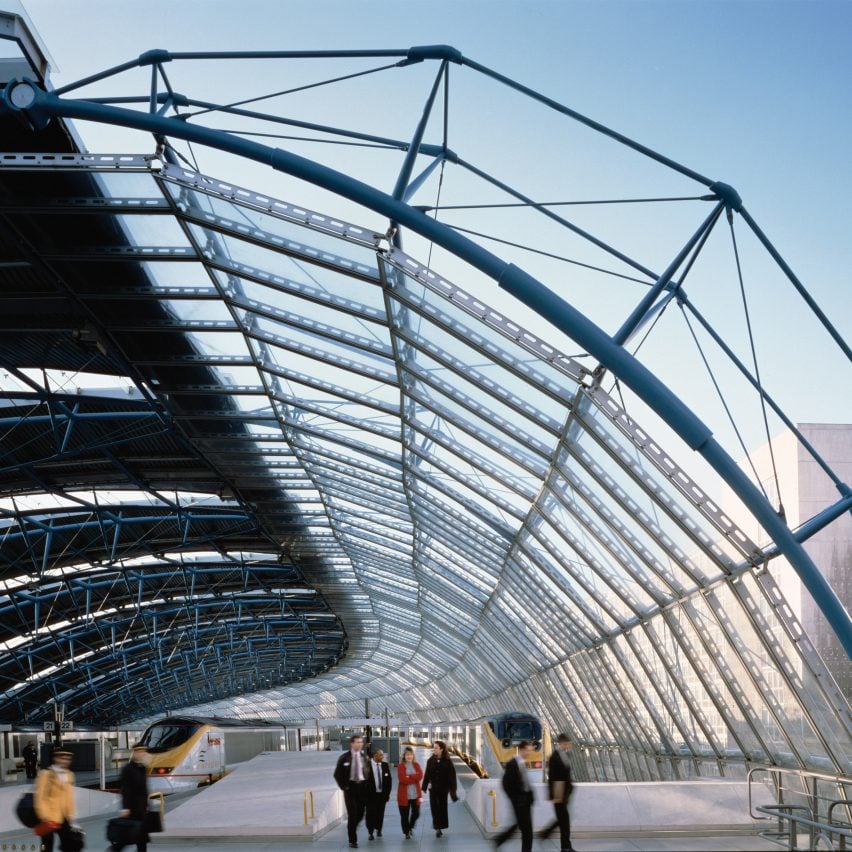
[396,746,423,839]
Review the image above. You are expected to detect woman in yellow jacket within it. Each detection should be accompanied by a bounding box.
[33,748,77,852]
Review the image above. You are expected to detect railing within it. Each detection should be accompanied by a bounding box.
[749,766,852,850]
[487,788,498,827]
[303,789,315,825]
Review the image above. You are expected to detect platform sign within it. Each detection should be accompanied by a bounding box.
[43,721,73,731]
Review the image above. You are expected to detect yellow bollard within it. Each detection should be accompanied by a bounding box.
[488,788,498,826]
[303,789,315,824]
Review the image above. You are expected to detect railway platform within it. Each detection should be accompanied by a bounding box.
[0,749,775,851]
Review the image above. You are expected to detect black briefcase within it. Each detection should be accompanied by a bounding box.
[145,808,163,833]
[106,817,142,845]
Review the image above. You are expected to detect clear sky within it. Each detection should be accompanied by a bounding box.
[11,0,852,474]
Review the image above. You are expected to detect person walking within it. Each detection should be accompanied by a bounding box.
[334,734,370,849]
[23,740,38,779]
[493,740,535,852]
[33,748,77,852]
[421,740,457,838]
[396,747,423,840]
[538,733,575,852]
[365,748,392,840]
[111,742,152,851]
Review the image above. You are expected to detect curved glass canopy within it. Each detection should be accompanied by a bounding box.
[0,39,848,782]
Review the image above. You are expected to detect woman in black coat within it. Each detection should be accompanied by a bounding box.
[421,740,457,837]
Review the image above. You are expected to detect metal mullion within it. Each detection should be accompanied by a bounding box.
[687,589,793,764]
[407,468,514,543]
[41,246,197,262]
[264,368,398,418]
[275,396,399,441]
[278,418,400,465]
[524,502,643,628]
[751,570,850,753]
[302,443,402,479]
[404,360,559,457]
[179,209,381,287]
[571,646,649,779]
[311,465,404,498]
[404,436,528,522]
[519,512,638,628]
[233,293,391,359]
[556,437,712,586]
[159,161,382,250]
[704,582,806,766]
[582,647,653,781]
[410,483,506,549]
[244,324,397,385]
[1,197,172,214]
[609,634,686,775]
[499,550,600,646]
[579,390,759,565]
[394,320,573,417]
[424,549,493,598]
[215,261,385,322]
[639,616,726,766]
[546,465,685,606]
[616,628,699,775]
[403,390,548,481]
[321,480,410,516]
[657,605,746,773]
[414,509,505,564]
[729,573,841,772]
[569,652,627,780]
[77,284,220,300]
[335,525,412,557]
[330,509,411,542]
[388,249,588,399]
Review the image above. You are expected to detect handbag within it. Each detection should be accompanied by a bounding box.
[34,820,61,836]
[60,826,86,851]
[106,817,142,845]
[16,791,39,827]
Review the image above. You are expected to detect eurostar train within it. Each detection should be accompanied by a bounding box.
[140,716,285,793]
[449,712,550,778]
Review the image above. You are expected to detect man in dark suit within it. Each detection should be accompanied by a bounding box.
[538,732,574,852]
[365,747,392,840]
[493,740,535,852]
[112,743,151,851]
[333,734,370,849]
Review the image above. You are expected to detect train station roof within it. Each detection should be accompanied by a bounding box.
[0,11,849,780]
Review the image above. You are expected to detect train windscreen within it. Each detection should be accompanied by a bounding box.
[140,721,201,752]
[494,718,542,742]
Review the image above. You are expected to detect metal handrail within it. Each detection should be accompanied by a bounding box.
[487,788,498,827]
[303,789,315,825]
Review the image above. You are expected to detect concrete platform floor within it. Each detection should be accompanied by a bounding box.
[0,792,772,851]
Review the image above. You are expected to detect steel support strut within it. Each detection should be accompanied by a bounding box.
[1,78,849,657]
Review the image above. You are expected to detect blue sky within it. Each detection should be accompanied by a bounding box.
[13,0,852,462]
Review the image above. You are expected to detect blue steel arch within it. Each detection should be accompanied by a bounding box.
[2,69,849,659]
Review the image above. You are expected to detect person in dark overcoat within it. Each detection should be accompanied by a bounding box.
[112,743,151,851]
[494,740,535,852]
[537,732,575,851]
[23,740,38,779]
[364,747,392,840]
[421,740,457,837]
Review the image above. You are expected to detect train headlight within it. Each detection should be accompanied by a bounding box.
[151,767,173,775]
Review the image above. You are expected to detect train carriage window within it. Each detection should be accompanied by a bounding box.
[140,721,201,752]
